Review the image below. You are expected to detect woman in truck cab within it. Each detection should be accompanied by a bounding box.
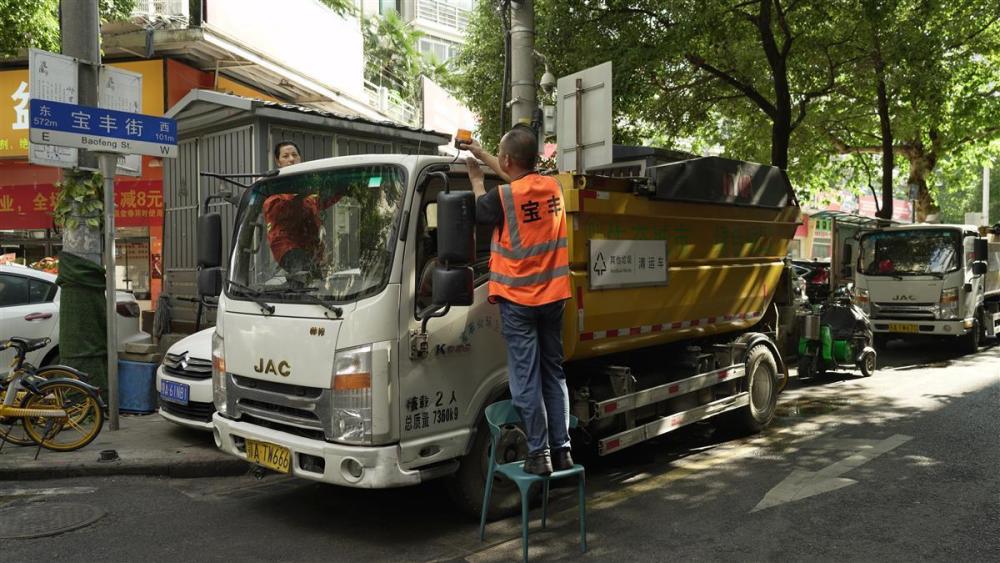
[263,142,341,278]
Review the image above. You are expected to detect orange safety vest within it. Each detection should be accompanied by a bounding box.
[489,173,571,306]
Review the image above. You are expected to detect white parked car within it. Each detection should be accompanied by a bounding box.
[156,328,214,431]
[0,264,152,376]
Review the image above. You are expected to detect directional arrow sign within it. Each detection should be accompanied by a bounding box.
[752,434,913,512]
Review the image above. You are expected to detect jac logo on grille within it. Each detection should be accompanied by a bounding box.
[892,295,917,301]
[254,358,291,377]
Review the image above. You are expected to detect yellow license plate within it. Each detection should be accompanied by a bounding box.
[245,439,291,474]
[888,323,918,333]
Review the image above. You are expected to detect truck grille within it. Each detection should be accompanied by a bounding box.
[162,352,213,380]
[226,373,332,439]
[159,398,214,423]
[872,302,937,320]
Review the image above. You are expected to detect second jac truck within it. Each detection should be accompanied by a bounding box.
[855,223,1000,353]
[199,153,800,516]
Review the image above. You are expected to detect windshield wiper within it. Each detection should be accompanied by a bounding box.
[289,292,343,318]
[253,286,343,317]
[226,280,276,315]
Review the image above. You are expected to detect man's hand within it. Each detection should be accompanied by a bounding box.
[460,138,510,183]
[458,138,485,159]
[466,157,486,198]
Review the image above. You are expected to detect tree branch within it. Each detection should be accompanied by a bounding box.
[685,53,777,118]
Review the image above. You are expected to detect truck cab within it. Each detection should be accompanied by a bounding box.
[854,224,998,353]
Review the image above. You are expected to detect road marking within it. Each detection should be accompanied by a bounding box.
[752,434,912,512]
[0,486,98,497]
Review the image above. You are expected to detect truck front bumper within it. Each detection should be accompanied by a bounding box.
[871,318,972,337]
[213,414,454,488]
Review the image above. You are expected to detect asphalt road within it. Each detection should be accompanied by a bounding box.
[2,338,998,562]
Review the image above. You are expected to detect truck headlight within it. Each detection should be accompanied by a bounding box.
[940,287,959,319]
[331,345,373,444]
[212,331,228,416]
[855,288,870,315]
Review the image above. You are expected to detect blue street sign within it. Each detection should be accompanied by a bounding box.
[28,99,177,158]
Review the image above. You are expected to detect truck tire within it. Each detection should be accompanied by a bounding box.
[720,344,779,436]
[445,416,525,521]
[960,317,981,355]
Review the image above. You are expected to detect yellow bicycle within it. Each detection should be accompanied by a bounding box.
[0,337,105,454]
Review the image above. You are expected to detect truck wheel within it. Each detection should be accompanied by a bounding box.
[721,344,779,436]
[960,318,981,355]
[445,416,525,520]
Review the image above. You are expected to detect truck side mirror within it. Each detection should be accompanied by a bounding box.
[198,212,223,268]
[198,267,223,298]
[974,238,988,262]
[436,190,476,264]
[842,243,853,266]
[432,266,474,306]
[973,261,988,276]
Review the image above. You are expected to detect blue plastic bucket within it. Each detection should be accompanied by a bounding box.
[117,360,158,413]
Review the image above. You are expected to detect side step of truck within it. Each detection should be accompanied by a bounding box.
[593,365,745,420]
[598,393,750,456]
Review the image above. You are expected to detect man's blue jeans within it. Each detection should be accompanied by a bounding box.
[498,298,570,455]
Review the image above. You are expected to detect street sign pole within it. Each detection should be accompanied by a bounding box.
[99,153,120,430]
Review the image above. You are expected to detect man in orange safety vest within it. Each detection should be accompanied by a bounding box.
[463,126,573,475]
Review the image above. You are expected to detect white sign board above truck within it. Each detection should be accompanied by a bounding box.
[557,61,613,173]
[589,239,669,290]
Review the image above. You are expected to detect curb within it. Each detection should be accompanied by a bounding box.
[0,455,250,481]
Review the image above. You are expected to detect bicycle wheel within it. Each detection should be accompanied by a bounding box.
[1,367,89,447]
[0,387,35,446]
[22,380,104,452]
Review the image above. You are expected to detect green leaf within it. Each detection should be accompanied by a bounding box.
[86,217,100,227]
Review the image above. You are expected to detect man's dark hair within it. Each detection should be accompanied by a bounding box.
[500,126,538,170]
[273,140,302,160]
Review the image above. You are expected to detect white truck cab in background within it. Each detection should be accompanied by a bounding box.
[854,224,1000,353]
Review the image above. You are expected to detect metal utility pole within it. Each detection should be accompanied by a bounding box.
[984,166,991,226]
[60,0,120,430]
[509,0,536,127]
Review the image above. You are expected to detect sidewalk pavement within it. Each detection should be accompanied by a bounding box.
[0,412,248,480]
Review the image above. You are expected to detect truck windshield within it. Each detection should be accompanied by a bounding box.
[229,164,405,304]
[859,229,961,276]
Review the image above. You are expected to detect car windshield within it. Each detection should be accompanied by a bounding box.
[229,164,405,304]
[859,229,961,276]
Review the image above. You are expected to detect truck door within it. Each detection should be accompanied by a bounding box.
[395,175,508,468]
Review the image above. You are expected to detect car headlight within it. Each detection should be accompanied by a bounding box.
[330,344,373,444]
[940,287,959,319]
[855,288,870,315]
[212,331,228,416]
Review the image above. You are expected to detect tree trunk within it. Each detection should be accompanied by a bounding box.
[874,61,893,220]
[905,147,939,222]
[60,170,102,263]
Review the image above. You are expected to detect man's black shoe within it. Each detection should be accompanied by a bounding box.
[523,453,553,475]
[552,448,574,471]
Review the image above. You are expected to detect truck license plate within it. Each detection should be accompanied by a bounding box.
[888,323,918,333]
[160,380,190,405]
[245,439,291,474]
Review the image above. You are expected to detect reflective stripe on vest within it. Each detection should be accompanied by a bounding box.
[488,174,571,305]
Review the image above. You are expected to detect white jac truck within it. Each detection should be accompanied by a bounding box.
[198,153,801,516]
[854,223,1000,353]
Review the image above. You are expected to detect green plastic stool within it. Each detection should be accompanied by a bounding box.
[478,400,587,562]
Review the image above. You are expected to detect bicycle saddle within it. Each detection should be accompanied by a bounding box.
[8,336,51,352]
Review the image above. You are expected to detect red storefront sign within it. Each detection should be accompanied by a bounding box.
[0,180,163,229]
